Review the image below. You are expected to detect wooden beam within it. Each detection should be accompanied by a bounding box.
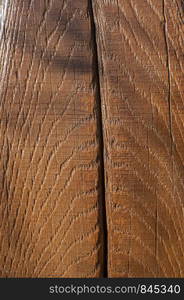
[0,0,105,277]
[92,0,184,277]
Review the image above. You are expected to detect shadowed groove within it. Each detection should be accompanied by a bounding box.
[88,0,108,278]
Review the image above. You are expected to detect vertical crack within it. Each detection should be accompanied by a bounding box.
[163,0,173,155]
[88,0,108,278]
[163,4,175,276]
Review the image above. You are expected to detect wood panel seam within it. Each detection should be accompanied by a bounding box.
[163,0,173,155]
[88,0,108,278]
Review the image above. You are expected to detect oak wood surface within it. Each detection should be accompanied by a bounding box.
[0,0,105,277]
[0,0,184,278]
[92,0,184,277]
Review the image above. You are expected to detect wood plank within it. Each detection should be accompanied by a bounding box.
[0,0,105,277]
[92,0,184,277]
[164,0,184,276]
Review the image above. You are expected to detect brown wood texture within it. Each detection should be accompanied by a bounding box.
[92,0,184,277]
[0,0,105,277]
[0,0,184,278]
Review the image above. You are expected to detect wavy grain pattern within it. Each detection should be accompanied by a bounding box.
[92,0,184,277]
[0,0,105,277]
[0,0,184,278]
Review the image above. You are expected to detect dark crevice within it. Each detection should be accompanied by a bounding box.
[163,0,173,155]
[88,0,108,278]
[163,2,175,242]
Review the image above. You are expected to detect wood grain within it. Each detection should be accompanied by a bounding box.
[0,0,105,277]
[92,0,184,277]
[1,0,184,278]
